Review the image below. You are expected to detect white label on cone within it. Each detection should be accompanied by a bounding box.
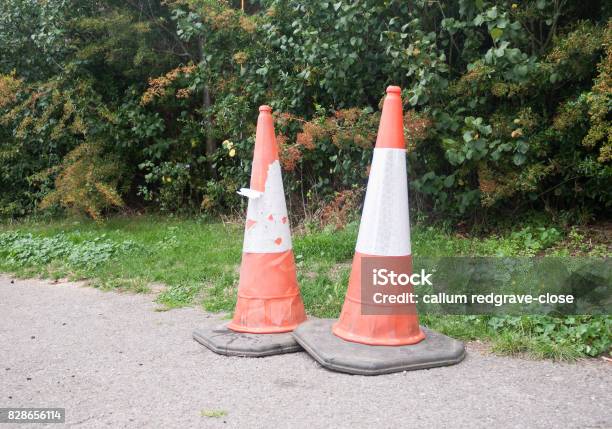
[237,188,263,199]
[242,160,292,253]
[355,148,411,256]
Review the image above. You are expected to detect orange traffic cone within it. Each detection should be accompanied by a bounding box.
[331,86,425,346]
[228,105,307,333]
[293,86,463,374]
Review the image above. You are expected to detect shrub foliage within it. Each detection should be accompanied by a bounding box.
[0,0,610,221]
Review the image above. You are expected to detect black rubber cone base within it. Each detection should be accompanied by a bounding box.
[292,319,465,375]
[193,321,302,357]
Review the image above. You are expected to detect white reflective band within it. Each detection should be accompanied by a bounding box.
[242,160,292,253]
[355,148,411,256]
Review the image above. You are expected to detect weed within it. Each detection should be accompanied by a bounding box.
[201,409,227,418]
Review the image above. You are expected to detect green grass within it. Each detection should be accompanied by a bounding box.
[0,216,244,307]
[201,409,227,418]
[0,215,609,360]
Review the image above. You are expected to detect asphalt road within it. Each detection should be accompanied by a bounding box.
[1,275,610,429]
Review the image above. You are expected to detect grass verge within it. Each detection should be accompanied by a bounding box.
[0,215,609,360]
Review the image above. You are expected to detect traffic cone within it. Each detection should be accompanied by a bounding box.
[193,105,306,357]
[292,87,464,374]
[331,85,425,346]
[228,105,307,333]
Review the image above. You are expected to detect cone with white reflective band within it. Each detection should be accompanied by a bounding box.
[227,105,306,334]
[292,86,464,374]
[332,86,425,346]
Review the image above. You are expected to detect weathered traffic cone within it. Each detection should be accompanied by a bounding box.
[193,105,306,357]
[228,105,306,333]
[292,87,465,374]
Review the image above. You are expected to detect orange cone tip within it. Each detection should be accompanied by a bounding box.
[374,86,406,150]
[228,105,306,334]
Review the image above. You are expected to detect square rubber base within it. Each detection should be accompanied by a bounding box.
[193,322,302,357]
[292,319,465,375]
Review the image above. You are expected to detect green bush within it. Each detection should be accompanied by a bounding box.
[0,0,610,222]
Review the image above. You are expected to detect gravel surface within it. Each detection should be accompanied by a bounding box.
[1,275,610,429]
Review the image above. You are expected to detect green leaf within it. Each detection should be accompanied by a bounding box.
[442,138,456,148]
[513,153,526,165]
[446,150,457,165]
[490,27,503,41]
[550,73,559,84]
